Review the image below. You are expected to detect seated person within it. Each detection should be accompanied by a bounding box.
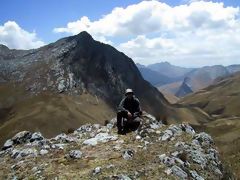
[117,88,142,134]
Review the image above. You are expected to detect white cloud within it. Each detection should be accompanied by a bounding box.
[0,21,45,49]
[54,0,240,67]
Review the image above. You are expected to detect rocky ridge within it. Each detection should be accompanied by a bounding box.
[0,113,225,179]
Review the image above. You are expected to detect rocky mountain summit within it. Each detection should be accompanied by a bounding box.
[0,31,168,115]
[0,113,227,179]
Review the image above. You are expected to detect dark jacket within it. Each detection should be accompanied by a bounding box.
[118,96,141,115]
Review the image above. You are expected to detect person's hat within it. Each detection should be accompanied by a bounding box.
[125,88,134,95]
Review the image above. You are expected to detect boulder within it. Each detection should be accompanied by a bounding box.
[12,131,32,144]
[2,139,14,150]
[83,133,118,146]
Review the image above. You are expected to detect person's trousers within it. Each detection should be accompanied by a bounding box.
[117,111,141,132]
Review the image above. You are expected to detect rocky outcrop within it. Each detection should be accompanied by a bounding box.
[175,77,193,97]
[0,112,227,179]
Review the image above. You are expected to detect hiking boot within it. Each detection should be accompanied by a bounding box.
[118,129,126,135]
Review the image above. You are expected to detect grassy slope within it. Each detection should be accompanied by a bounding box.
[178,72,240,118]
[0,83,115,146]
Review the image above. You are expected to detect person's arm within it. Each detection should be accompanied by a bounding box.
[118,98,128,113]
[134,98,142,116]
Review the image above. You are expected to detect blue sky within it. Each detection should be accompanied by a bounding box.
[2,0,239,42]
[1,0,240,67]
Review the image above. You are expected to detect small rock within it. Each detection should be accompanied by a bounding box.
[122,149,134,160]
[69,150,82,159]
[164,168,172,175]
[32,166,38,172]
[51,143,65,150]
[93,166,101,175]
[135,135,141,140]
[40,149,49,155]
[160,156,176,167]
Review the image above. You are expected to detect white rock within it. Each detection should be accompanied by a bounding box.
[190,170,204,180]
[194,132,213,147]
[83,138,98,146]
[181,124,195,135]
[76,124,93,133]
[11,148,38,159]
[171,165,188,179]
[161,156,176,167]
[189,150,207,168]
[51,143,65,150]
[12,131,32,144]
[30,132,44,142]
[53,133,77,143]
[57,79,65,92]
[168,125,182,136]
[164,168,172,175]
[106,164,115,169]
[135,135,141,140]
[83,133,118,146]
[122,149,134,160]
[150,123,161,129]
[69,150,82,159]
[40,149,49,155]
[160,129,173,141]
[93,166,101,175]
[158,154,167,161]
[97,126,109,133]
[113,145,122,151]
[2,139,13,150]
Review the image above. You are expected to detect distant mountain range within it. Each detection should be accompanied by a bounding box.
[137,62,240,98]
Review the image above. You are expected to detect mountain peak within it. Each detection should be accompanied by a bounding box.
[74,31,93,41]
[0,44,9,50]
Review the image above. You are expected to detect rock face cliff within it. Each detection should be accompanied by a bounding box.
[0,113,227,179]
[0,31,169,116]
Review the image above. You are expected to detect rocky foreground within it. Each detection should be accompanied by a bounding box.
[0,113,226,179]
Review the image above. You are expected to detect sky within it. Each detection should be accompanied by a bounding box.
[1,0,240,67]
